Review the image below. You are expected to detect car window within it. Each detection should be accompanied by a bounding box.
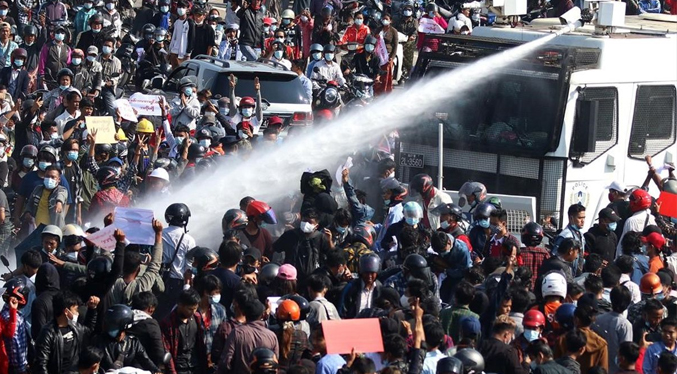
[210,72,310,104]
[164,66,188,93]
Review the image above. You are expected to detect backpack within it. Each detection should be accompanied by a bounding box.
[344,242,373,274]
[295,231,321,279]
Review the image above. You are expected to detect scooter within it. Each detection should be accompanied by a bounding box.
[311,68,344,122]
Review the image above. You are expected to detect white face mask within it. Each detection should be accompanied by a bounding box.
[400,295,410,308]
[300,221,316,233]
[440,220,450,230]
[68,309,79,323]
[66,252,78,262]
[199,139,211,148]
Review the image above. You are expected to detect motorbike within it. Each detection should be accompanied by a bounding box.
[311,67,344,122]
[116,43,136,88]
[343,74,374,110]
[137,60,168,93]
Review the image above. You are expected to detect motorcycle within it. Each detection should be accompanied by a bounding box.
[311,67,344,122]
[137,60,168,93]
[343,74,374,110]
[116,43,136,88]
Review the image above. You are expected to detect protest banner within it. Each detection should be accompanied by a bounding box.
[86,116,117,144]
[657,191,677,218]
[114,99,138,122]
[113,207,155,245]
[418,17,446,34]
[322,319,384,354]
[86,224,118,251]
[129,93,163,116]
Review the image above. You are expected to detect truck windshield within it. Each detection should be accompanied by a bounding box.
[405,66,561,155]
[211,72,310,104]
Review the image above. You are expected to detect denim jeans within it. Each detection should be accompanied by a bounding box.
[240,45,260,61]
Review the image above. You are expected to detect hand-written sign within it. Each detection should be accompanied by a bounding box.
[128,93,162,116]
[114,207,155,245]
[399,152,425,168]
[86,224,118,251]
[86,116,117,144]
[114,99,138,122]
[418,17,446,34]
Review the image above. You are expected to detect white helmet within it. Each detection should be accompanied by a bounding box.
[541,271,567,299]
[149,167,170,182]
[62,224,85,237]
[42,225,63,241]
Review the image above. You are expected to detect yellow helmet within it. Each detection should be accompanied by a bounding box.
[136,119,154,134]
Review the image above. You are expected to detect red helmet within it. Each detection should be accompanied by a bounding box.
[239,96,255,108]
[523,310,546,329]
[268,116,284,127]
[246,200,278,225]
[629,189,652,213]
[276,300,301,322]
[640,273,663,295]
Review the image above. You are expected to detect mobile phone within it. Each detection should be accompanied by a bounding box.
[36,92,43,100]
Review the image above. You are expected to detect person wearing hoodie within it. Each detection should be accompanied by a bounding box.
[299,169,338,229]
[31,262,61,339]
[127,292,165,367]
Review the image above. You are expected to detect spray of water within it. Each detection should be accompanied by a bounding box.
[141,31,560,244]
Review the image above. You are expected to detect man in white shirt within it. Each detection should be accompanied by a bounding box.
[422,322,447,374]
[168,0,195,68]
[616,188,656,258]
[54,90,81,135]
[218,24,246,61]
[616,255,642,304]
[310,44,345,90]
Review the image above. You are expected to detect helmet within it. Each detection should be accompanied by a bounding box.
[87,256,113,281]
[352,224,376,248]
[190,247,219,272]
[437,357,464,374]
[239,96,256,108]
[281,294,310,320]
[222,209,248,231]
[20,145,38,158]
[57,68,74,80]
[23,25,38,36]
[323,44,336,53]
[473,202,496,221]
[258,263,280,285]
[249,347,278,373]
[359,253,380,273]
[276,299,301,321]
[148,167,170,182]
[96,166,118,187]
[62,224,85,237]
[640,273,663,295]
[42,225,63,241]
[523,309,546,329]
[425,2,438,13]
[541,271,567,299]
[245,200,278,224]
[154,27,168,39]
[209,126,226,143]
[555,303,576,330]
[431,203,464,220]
[281,9,295,19]
[165,203,191,227]
[142,23,156,36]
[453,348,484,374]
[403,201,423,219]
[95,143,113,155]
[521,222,544,247]
[187,143,206,159]
[3,277,29,306]
[136,119,154,134]
[89,13,104,24]
[39,145,58,159]
[629,189,652,213]
[364,35,377,45]
[104,304,134,338]
[403,254,427,271]
[409,173,434,197]
[457,182,487,208]
[11,48,27,60]
[310,43,323,53]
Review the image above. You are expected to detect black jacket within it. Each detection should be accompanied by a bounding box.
[338,278,383,319]
[127,310,166,366]
[76,30,104,52]
[584,224,618,263]
[273,229,331,280]
[311,266,346,306]
[479,337,529,374]
[33,309,98,374]
[0,67,29,100]
[93,334,159,372]
[32,262,61,339]
[353,52,382,79]
[534,360,574,374]
[237,7,264,48]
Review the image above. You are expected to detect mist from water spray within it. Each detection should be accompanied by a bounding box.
[140,31,559,245]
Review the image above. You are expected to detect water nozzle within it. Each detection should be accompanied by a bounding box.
[558,6,584,31]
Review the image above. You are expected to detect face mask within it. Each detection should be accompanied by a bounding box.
[23,158,34,168]
[640,244,647,254]
[336,226,346,234]
[400,294,410,308]
[312,52,322,61]
[174,136,184,145]
[300,221,316,233]
[25,41,34,46]
[66,251,78,262]
[273,50,283,59]
[271,25,278,32]
[655,292,665,300]
[429,11,435,17]
[68,310,79,323]
[405,217,419,226]
[489,224,499,233]
[60,84,70,91]
[44,178,58,189]
[92,27,101,34]
[607,222,617,232]
[84,2,93,8]
[478,218,490,229]
[55,33,65,41]
[71,58,82,66]
[107,329,120,338]
[39,161,52,171]
[217,24,224,31]
[51,132,60,140]
[523,329,540,342]
[365,44,375,53]
[102,46,113,55]
[301,15,308,22]
[282,18,291,25]
[87,55,96,62]
[210,294,221,304]
[177,7,186,16]
[275,37,285,43]
[263,26,270,33]
[160,5,169,12]
[106,2,115,9]
[403,10,413,16]
[0,9,8,16]
[67,151,79,161]
[354,18,363,26]
[199,139,211,148]
[13,59,23,67]
[183,87,193,96]
[440,220,450,230]
[324,53,334,61]
[241,107,253,117]
[382,20,390,26]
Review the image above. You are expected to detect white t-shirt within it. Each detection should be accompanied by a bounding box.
[169,18,190,57]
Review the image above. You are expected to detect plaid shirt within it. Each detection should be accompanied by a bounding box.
[86,155,138,192]
[1,305,28,372]
[521,246,551,288]
[384,271,408,296]
[201,303,228,354]
[440,305,478,344]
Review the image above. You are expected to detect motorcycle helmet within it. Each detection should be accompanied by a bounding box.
[310,43,323,53]
[352,224,376,248]
[281,9,295,20]
[153,157,178,173]
[20,144,38,158]
[245,200,277,225]
[165,203,191,227]
[95,143,113,155]
[541,271,567,299]
[87,256,113,282]
[473,202,496,221]
[425,2,438,14]
[39,145,58,160]
[640,273,663,295]
[403,201,423,219]
[409,173,434,198]
[222,209,248,232]
[2,277,29,306]
[403,254,427,271]
[57,68,74,81]
[323,44,336,53]
[239,96,256,108]
[523,309,546,330]
[23,24,37,37]
[96,166,119,187]
[364,35,377,46]
[42,225,63,241]
[258,263,280,285]
[276,299,301,321]
[104,304,134,338]
[437,357,464,374]
[320,5,332,18]
[249,347,278,373]
[62,224,85,238]
[555,303,576,330]
[629,189,652,213]
[154,27,168,41]
[453,348,484,374]
[189,246,219,272]
[521,222,544,247]
[187,143,206,159]
[142,23,156,39]
[11,48,27,61]
[457,181,487,208]
[431,203,464,220]
[280,294,310,320]
[359,253,380,273]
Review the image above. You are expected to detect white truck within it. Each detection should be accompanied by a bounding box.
[400,9,677,232]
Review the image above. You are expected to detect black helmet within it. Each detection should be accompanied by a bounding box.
[95,143,113,155]
[521,222,544,247]
[425,2,437,13]
[281,294,310,320]
[431,203,464,220]
[89,13,104,24]
[142,23,156,36]
[87,256,113,282]
[165,203,191,227]
[359,253,380,273]
[222,209,248,232]
[409,173,434,197]
[39,145,57,159]
[196,128,211,140]
[473,202,496,221]
[188,246,219,272]
[249,347,278,373]
[258,263,279,285]
[57,68,74,80]
[437,357,464,374]
[403,254,427,271]
[187,143,206,159]
[323,44,335,53]
[20,144,38,158]
[153,157,178,172]
[454,349,484,374]
[3,277,30,306]
[364,35,377,45]
[104,304,134,338]
[96,166,119,187]
[23,25,38,36]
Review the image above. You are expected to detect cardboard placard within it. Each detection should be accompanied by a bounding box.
[322,318,384,354]
[128,93,162,116]
[657,191,677,218]
[418,17,446,34]
[113,207,155,245]
[86,116,117,144]
[114,99,138,122]
[86,224,118,251]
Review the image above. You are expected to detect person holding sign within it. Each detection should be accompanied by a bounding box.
[417,3,448,52]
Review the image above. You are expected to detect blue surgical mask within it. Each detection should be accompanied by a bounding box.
[87,55,96,62]
[263,26,270,33]
[336,226,346,234]
[38,161,51,171]
[105,2,115,10]
[107,329,120,338]
[324,53,334,61]
[156,35,165,41]
[282,18,291,25]
[365,44,375,53]
[608,222,617,232]
[384,199,391,206]
[241,107,253,117]
[655,292,665,300]
[210,294,221,304]
[273,50,283,60]
[92,27,101,34]
[0,9,8,16]
[271,25,278,32]
[523,329,540,342]
[102,46,113,55]
[13,59,23,67]
[84,2,93,8]
[44,178,58,189]
[60,84,70,90]
[160,5,169,12]
[405,217,419,226]
[67,151,79,161]
[199,139,210,148]
[183,87,193,96]
[354,18,363,26]
[55,33,65,41]
[71,58,82,66]
[403,9,412,16]
[489,224,499,232]
[23,158,34,168]
[177,7,186,16]
[312,52,322,61]
[478,218,490,229]
[428,11,435,17]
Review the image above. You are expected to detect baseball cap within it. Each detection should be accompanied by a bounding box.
[263,17,273,25]
[642,232,666,249]
[605,181,627,193]
[277,264,297,280]
[459,316,481,337]
[87,46,98,55]
[244,247,262,262]
[598,207,621,222]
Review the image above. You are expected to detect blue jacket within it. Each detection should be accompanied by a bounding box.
[638,0,661,13]
[643,341,677,374]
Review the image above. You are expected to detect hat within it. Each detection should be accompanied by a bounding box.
[263,17,273,25]
[598,207,621,222]
[642,232,666,249]
[459,316,481,337]
[87,46,98,55]
[72,48,84,57]
[657,271,673,286]
[107,157,123,166]
[277,264,297,280]
[380,176,401,192]
[149,167,170,182]
[226,23,239,31]
[577,292,599,313]
[54,25,67,33]
[244,247,262,262]
[179,75,197,87]
[221,135,241,146]
[605,181,627,193]
[192,6,206,14]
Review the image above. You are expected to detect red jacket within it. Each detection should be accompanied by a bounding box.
[88,187,131,218]
[0,307,17,374]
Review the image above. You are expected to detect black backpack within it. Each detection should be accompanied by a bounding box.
[295,231,321,279]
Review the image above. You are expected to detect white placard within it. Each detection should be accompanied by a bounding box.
[128,93,162,116]
[113,207,155,245]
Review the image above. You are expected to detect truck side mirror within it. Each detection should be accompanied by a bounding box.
[571,99,599,154]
